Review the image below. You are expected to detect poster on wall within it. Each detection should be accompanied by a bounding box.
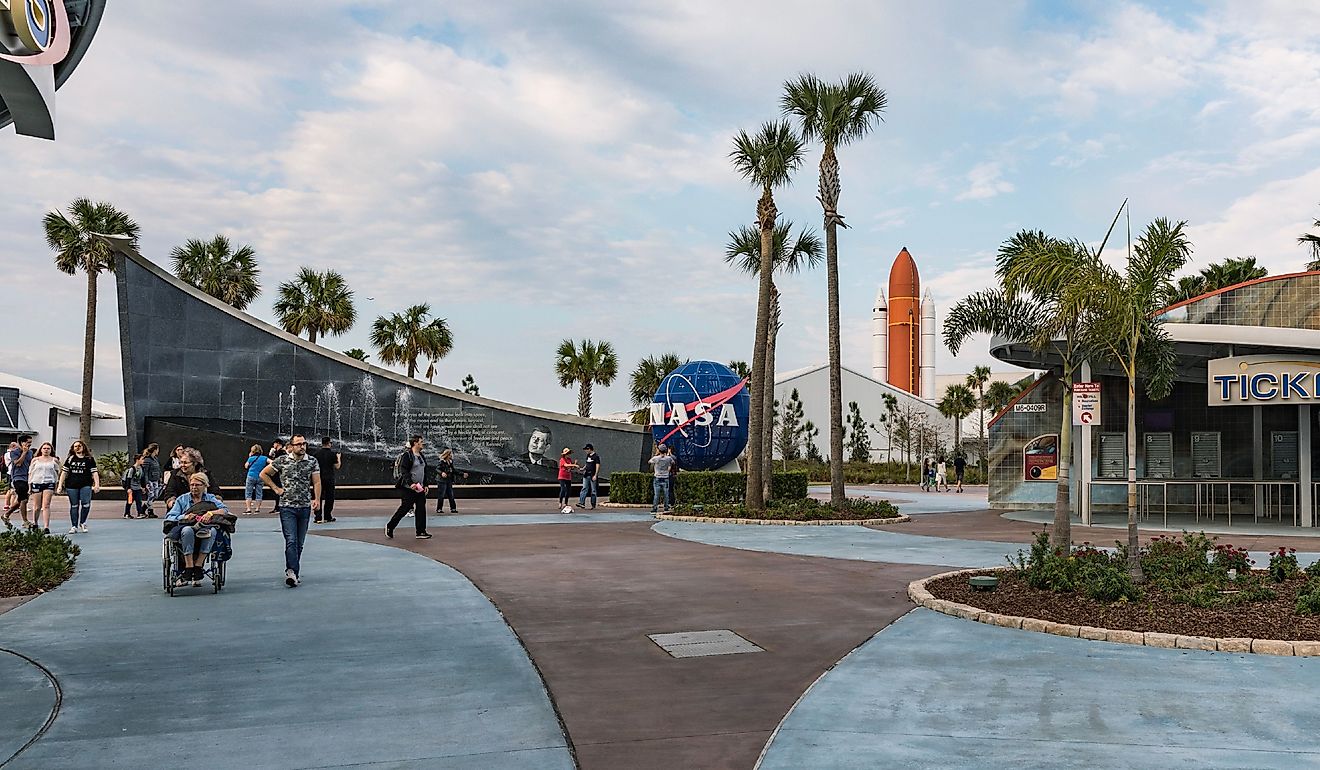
[1023,434,1059,481]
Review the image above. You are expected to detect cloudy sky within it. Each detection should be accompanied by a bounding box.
[5,1,1320,416]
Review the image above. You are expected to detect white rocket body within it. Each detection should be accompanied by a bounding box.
[872,287,888,382]
[919,289,936,399]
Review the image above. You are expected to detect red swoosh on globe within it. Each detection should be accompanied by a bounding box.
[658,379,747,444]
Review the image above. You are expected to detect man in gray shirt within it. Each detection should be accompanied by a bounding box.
[648,443,677,513]
[261,434,321,587]
[387,435,432,540]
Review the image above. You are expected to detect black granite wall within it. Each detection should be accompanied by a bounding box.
[114,248,650,486]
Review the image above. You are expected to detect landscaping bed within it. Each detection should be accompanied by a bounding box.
[0,528,80,598]
[926,532,1320,641]
[670,497,901,522]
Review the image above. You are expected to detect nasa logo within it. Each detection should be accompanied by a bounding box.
[0,0,75,139]
[5,0,53,54]
[649,360,750,471]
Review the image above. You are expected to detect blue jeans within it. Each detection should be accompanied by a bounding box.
[244,476,264,501]
[66,486,92,526]
[651,477,670,511]
[578,477,598,507]
[170,524,217,556]
[279,505,312,575]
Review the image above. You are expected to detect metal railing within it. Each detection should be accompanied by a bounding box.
[1087,479,1301,528]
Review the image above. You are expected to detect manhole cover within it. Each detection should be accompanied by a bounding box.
[648,629,765,658]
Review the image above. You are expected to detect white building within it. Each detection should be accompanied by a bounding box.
[0,372,127,456]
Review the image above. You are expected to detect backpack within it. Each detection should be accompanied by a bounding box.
[120,466,136,489]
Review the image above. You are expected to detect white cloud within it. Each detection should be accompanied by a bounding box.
[955,162,1015,202]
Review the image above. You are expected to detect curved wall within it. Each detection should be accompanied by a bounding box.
[112,245,649,486]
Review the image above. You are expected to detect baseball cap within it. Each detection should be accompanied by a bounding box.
[583,443,594,450]
[657,443,667,450]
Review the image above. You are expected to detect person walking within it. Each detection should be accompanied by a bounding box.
[576,443,601,509]
[260,434,321,587]
[557,448,578,510]
[648,443,676,513]
[935,456,949,492]
[4,436,33,527]
[434,448,466,514]
[121,452,149,519]
[953,453,967,493]
[2,441,16,516]
[56,440,99,533]
[267,439,287,513]
[27,442,60,533]
[141,443,163,517]
[243,444,268,515]
[386,435,431,540]
[310,437,341,523]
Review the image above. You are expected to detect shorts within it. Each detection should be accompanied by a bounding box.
[11,479,29,501]
[955,469,965,481]
[30,482,56,493]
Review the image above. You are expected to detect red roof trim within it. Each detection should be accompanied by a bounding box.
[1156,270,1320,317]
[987,374,1049,429]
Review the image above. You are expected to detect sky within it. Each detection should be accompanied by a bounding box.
[4,1,1320,418]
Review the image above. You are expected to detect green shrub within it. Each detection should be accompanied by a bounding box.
[782,459,986,486]
[1305,559,1320,580]
[672,497,899,521]
[1140,532,1217,591]
[0,527,79,593]
[1268,547,1300,583]
[1296,578,1320,616]
[1211,543,1253,575]
[1080,560,1140,602]
[96,450,130,481]
[1009,532,1140,601]
[607,471,810,504]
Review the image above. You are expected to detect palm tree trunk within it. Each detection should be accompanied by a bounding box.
[977,387,986,470]
[80,267,97,446]
[745,189,777,513]
[819,143,846,506]
[1126,361,1144,581]
[1052,373,1073,549]
[407,360,416,379]
[309,329,318,345]
[762,286,780,502]
[578,381,592,419]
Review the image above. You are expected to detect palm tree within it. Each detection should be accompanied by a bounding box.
[556,339,619,418]
[169,235,261,310]
[730,120,806,513]
[983,380,1019,416]
[937,384,977,456]
[1170,256,1267,303]
[1299,205,1320,270]
[344,348,369,362]
[273,267,357,344]
[629,353,687,424]
[965,365,992,467]
[461,374,480,396]
[727,361,752,380]
[1080,217,1191,581]
[945,228,1104,549]
[43,198,140,446]
[782,72,887,507]
[726,221,822,501]
[369,304,453,379]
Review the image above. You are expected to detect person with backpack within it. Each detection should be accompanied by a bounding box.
[121,452,149,520]
[141,443,163,517]
[5,436,34,527]
[386,435,432,540]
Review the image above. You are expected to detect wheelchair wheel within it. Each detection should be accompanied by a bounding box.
[161,539,171,593]
[211,556,221,594]
[217,558,226,590]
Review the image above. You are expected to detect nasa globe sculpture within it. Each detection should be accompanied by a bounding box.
[648,360,749,471]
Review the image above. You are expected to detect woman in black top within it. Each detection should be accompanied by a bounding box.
[434,449,467,514]
[162,448,222,507]
[57,440,100,533]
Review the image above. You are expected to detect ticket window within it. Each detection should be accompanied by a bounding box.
[1191,432,1221,479]
[1271,431,1299,479]
[1143,432,1173,479]
[1098,432,1125,479]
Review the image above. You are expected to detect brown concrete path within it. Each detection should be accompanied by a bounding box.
[894,508,1320,550]
[325,522,941,770]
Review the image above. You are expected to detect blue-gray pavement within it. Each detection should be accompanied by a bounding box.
[759,609,1320,769]
[311,510,657,530]
[0,520,573,769]
[0,650,55,765]
[810,484,991,515]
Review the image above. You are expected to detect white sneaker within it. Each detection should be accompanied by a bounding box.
[285,569,296,587]
[404,512,414,518]
[79,524,89,533]
[68,526,78,534]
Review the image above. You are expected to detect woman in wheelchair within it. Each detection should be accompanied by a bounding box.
[165,472,229,587]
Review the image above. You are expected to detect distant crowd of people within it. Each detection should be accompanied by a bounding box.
[920,454,968,493]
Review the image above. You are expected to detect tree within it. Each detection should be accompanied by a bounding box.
[1169,256,1267,303]
[964,366,992,467]
[273,267,357,344]
[556,339,619,418]
[462,374,480,396]
[802,420,823,463]
[937,383,977,457]
[945,227,1110,549]
[845,401,874,462]
[874,392,899,462]
[783,72,887,507]
[1300,205,1320,270]
[1081,216,1192,581]
[369,303,453,379]
[630,353,687,424]
[344,348,369,362]
[984,380,1019,415]
[169,234,261,310]
[730,120,805,513]
[44,198,141,446]
[775,388,807,467]
[727,360,752,380]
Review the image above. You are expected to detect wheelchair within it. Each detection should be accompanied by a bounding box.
[161,527,231,596]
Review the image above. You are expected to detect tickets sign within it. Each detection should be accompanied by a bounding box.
[1207,356,1320,406]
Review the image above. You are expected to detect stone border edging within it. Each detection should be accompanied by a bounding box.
[908,567,1320,657]
[655,513,911,526]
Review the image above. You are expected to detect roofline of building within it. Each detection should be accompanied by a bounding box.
[1156,270,1320,316]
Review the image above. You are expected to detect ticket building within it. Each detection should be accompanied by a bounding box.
[987,272,1320,529]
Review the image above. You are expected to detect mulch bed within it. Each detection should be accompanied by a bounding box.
[928,570,1320,641]
[0,552,36,598]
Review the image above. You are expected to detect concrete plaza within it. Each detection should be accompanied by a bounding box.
[3,488,1320,768]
